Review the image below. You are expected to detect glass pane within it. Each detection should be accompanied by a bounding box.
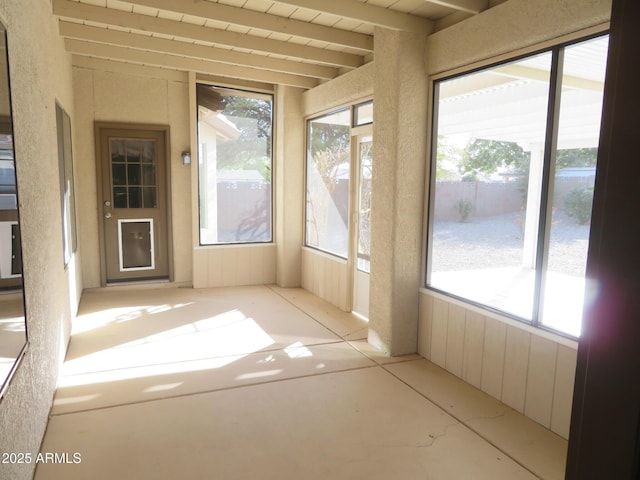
[429,52,552,320]
[197,85,273,244]
[305,109,351,258]
[141,141,155,163]
[142,165,156,186]
[143,187,157,208]
[110,139,126,163]
[128,187,141,208]
[126,140,143,162]
[357,137,373,273]
[112,164,126,186]
[354,101,373,126]
[127,164,141,186]
[113,187,127,208]
[541,36,608,337]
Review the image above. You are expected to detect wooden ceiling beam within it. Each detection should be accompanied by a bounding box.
[271,0,433,34]
[423,0,488,15]
[59,22,339,80]
[53,0,364,69]
[64,39,319,89]
[127,0,373,51]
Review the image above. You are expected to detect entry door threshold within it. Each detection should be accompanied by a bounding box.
[106,277,170,287]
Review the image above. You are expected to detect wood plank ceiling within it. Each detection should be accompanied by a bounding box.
[53,0,499,89]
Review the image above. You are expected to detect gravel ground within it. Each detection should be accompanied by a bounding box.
[431,210,590,276]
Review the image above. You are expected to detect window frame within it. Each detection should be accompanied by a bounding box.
[425,32,609,339]
[196,83,275,246]
[304,106,352,259]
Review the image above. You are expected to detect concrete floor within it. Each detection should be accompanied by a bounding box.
[35,285,567,479]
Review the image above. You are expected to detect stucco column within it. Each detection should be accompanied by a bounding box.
[275,85,304,287]
[368,27,428,355]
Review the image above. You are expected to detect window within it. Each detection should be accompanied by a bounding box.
[197,85,273,245]
[353,100,373,127]
[305,109,351,258]
[56,104,78,266]
[427,35,608,337]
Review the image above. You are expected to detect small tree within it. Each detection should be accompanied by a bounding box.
[564,186,594,225]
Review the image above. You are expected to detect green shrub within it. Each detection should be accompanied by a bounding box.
[564,186,594,225]
[455,198,474,222]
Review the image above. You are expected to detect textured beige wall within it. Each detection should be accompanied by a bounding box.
[72,60,192,288]
[0,1,78,479]
[426,0,611,75]
[302,62,373,117]
[275,85,304,287]
[368,27,428,355]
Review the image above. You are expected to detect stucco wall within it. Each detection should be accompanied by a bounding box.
[0,1,79,479]
[426,0,611,75]
[72,58,192,288]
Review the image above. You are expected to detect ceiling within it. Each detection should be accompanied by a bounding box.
[52,0,503,89]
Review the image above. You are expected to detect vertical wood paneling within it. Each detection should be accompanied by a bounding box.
[501,326,531,413]
[446,304,465,378]
[208,248,221,287]
[551,344,578,439]
[418,293,433,359]
[300,249,350,312]
[430,298,449,368]
[525,335,558,428]
[481,317,507,400]
[462,311,485,389]
[194,245,276,287]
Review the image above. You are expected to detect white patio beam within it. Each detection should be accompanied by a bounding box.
[64,39,319,89]
[59,22,339,80]
[271,0,433,34]
[424,0,488,15]
[127,0,373,51]
[53,0,364,69]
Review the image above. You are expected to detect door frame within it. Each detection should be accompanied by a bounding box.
[94,122,174,287]
[348,124,373,318]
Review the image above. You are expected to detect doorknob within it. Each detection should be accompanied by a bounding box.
[104,200,111,207]
[105,212,112,219]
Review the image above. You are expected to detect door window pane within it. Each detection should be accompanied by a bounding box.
[305,109,351,258]
[110,138,156,209]
[197,85,273,244]
[429,52,552,320]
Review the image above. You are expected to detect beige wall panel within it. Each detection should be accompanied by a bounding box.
[93,72,168,123]
[551,344,578,439]
[501,326,531,413]
[445,303,465,378]
[167,80,192,283]
[417,292,433,359]
[524,335,558,428]
[274,85,304,288]
[426,0,611,75]
[73,66,100,288]
[430,297,449,368]
[302,62,373,117]
[193,245,275,288]
[301,248,349,312]
[462,311,485,389]
[0,2,79,479]
[481,317,507,400]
